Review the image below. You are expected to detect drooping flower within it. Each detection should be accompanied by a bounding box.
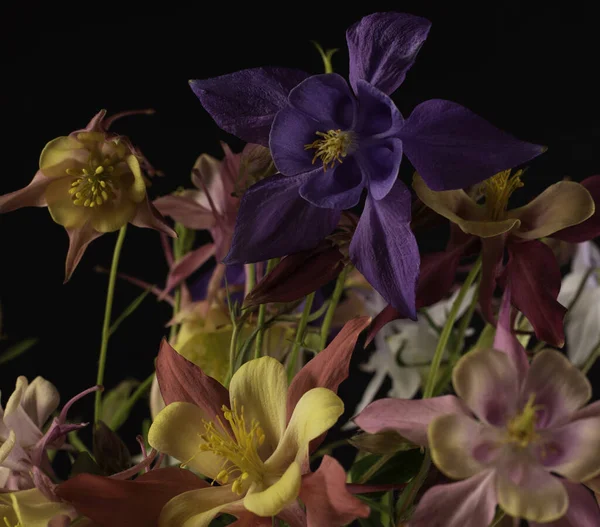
[411,171,600,346]
[0,110,175,280]
[558,241,600,367]
[190,12,544,318]
[146,317,371,526]
[355,291,600,526]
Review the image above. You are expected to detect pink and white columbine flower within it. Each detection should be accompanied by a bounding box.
[355,291,600,526]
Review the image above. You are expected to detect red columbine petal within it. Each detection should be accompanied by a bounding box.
[56,467,206,527]
[0,170,51,213]
[243,241,345,308]
[479,235,507,324]
[553,175,600,243]
[500,240,566,347]
[299,456,370,527]
[64,224,104,282]
[365,303,402,346]
[286,316,370,421]
[155,338,230,418]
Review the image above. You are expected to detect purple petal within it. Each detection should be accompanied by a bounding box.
[299,156,364,209]
[224,174,341,264]
[349,184,418,319]
[354,394,470,447]
[400,99,545,190]
[287,73,356,129]
[346,12,431,95]
[190,67,309,146]
[409,470,497,527]
[355,79,404,137]
[357,138,403,201]
[529,481,600,527]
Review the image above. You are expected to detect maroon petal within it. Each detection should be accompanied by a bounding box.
[155,339,229,417]
[500,240,566,347]
[243,241,345,308]
[553,175,600,243]
[365,304,402,346]
[299,456,370,527]
[479,235,506,324]
[0,170,51,212]
[286,316,371,420]
[56,467,205,527]
[64,224,104,282]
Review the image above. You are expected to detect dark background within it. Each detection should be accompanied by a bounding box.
[1,2,600,455]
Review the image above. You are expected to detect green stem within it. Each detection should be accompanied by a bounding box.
[358,452,393,484]
[94,225,127,423]
[422,257,481,399]
[319,266,349,350]
[581,338,600,375]
[287,292,315,381]
[395,450,431,524]
[254,259,278,359]
[168,288,181,343]
[110,372,155,430]
[245,263,256,298]
[226,322,242,387]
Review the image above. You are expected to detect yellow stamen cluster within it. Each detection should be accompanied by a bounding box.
[482,169,524,220]
[505,394,541,448]
[67,156,117,208]
[305,129,355,171]
[3,518,20,527]
[197,400,266,495]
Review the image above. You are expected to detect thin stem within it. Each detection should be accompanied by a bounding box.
[581,338,600,375]
[358,452,393,484]
[254,259,278,359]
[168,288,181,343]
[395,450,431,524]
[110,372,155,430]
[244,263,256,298]
[287,292,315,381]
[422,257,481,399]
[94,225,127,423]
[226,322,243,386]
[319,266,350,350]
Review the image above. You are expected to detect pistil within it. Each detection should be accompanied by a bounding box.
[305,129,355,171]
[482,169,524,220]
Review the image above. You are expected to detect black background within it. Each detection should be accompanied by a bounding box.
[1,2,599,456]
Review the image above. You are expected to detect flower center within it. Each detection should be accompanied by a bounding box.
[505,394,540,448]
[304,129,355,171]
[67,156,117,208]
[482,169,524,220]
[197,400,266,495]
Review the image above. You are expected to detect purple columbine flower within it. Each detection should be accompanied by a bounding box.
[189,12,545,318]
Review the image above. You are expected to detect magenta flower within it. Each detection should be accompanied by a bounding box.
[190,12,544,318]
[355,293,600,525]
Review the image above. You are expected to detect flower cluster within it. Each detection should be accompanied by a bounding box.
[0,10,599,527]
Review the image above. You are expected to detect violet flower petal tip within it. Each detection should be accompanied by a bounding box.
[347,12,432,95]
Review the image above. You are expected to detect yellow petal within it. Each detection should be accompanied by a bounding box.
[148,402,223,480]
[8,488,73,527]
[244,462,301,517]
[510,181,595,239]
[412,173,518,238]
[429,413,495,479]
[126,155,147,203]
[495,465,568,522]
[229,357,287,455]
[176,328,231,386]
[265,387,343,471]
[89,196,137,232]
[158,486,240,527]
[39,136,86,179]
[45,178,89,229]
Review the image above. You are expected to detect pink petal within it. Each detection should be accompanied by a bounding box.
[130,198,177,238]
[0,170,51,212]
[530,480,600,527]
[521,349,591,428]
[286,317,371,421]
[354,395,470,447]
[299,455,370,527]
[572,400,600,421]
[409,470,497,527]
[162,243,216,296]
[155,339,230,420]
[153,194,215,230]
[493,287,529,383]
[56,467,206,527]
[64,224,103,282]
[277,501,308,527]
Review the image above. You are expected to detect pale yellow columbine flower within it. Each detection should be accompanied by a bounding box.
[0,488,74,527]
[148,356,343,525]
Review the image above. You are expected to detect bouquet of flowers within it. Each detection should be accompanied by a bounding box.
[0,10,599,527]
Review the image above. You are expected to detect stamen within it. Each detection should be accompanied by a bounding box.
[505,393,542,448]
[483,169,524,220]
[66,156,118,208]
[304,129,355,171]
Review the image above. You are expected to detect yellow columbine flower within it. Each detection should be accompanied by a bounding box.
[0,488,74,527]
[148,356,344,526]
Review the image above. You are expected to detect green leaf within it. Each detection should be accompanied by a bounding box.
[109,288,152,337]
[70,451,104,478]
[100,379,140,428]
[349,449,424,485]
[0,337,38,366]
